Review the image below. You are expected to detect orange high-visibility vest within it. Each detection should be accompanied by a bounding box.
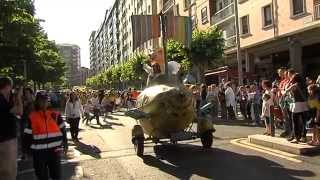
[25,110,64,150]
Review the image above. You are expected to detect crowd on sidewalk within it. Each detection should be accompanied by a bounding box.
[188,69,320,146]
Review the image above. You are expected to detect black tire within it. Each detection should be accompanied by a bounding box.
[201,131,213,149]
[134,138,144,157]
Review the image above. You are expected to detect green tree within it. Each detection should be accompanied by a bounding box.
[191,27,225,82]
[86,53,148,89]
[166,39,192,74]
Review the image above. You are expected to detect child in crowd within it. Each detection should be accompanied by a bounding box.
[307,84,320,146]
[261,93,272,135]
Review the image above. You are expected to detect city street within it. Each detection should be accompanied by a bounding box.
[18,112,320,180]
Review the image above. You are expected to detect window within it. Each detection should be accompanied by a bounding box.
[201,7,208,24]
[240,15,250,35]
[291,0,305,16]
[148,5,151,13]
[262,5,273,27]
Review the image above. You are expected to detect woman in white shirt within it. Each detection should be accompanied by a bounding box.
[65,92,83,142]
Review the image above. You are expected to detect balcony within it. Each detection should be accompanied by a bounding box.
[315,3,320,20]
[212,2,235,26]
[225,35,236,48]
[163,0,174,13]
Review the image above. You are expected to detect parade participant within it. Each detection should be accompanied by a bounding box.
[225,81,236,121]
[261,93,272,135]
[0,77,23,180]
[307,84,320,146]
[65,92,83,142]
[24,93,66,180]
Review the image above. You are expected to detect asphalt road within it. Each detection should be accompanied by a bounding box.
[18,112,320,180]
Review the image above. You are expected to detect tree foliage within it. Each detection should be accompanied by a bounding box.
[191,27,225,81]
[166,39,192,74]
[0,0,65,86]
[86,53,147,88]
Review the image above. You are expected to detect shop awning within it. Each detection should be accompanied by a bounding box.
[205,70,228,76]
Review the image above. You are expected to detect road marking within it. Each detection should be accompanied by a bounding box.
[230,138,302,163]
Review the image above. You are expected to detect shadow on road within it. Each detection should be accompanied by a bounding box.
[213,119,266,128]
[104,121,125,127]
[74,141,102,159]
[104,115,119,120]
[88,124,114,130]
[143,144,316,180]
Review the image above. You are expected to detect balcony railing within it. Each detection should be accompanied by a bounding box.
[212,3,235,25]
[315,4,320,20]
[163,0,174,13]
[225,35,236,48]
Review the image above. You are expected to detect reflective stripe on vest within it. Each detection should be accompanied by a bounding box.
[33,132,63,140]
[31,140,62,150]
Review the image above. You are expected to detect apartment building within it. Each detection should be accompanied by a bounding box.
[80,67,90,86]
[238,0,320,78]
[89,0,159,76]
[159,0,213,30]
[57,44,81,87]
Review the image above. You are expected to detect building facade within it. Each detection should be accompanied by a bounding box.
[238,0,320,79]
[80,67,90,86]
[57,44,81,87]
[206,0,320,82]
[89,0,159,76]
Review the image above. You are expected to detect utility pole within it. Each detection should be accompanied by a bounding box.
[160,14,169,80]
[234,0,243,85]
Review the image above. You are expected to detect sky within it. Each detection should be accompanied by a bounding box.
[34,0,113,68]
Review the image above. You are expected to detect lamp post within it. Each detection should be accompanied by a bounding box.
[234,0,243,85]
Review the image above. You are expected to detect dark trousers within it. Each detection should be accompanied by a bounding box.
[246,101,252,119]
[92,108,101,125]
[69,118,80,140]
[33,149,61,180]
[292,112,307,140]
[239,101,247,118]
[283,109,292,135]
[227,106,236,120]
[220,103,227,119]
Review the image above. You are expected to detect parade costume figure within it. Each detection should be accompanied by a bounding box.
[24,93,67,180]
